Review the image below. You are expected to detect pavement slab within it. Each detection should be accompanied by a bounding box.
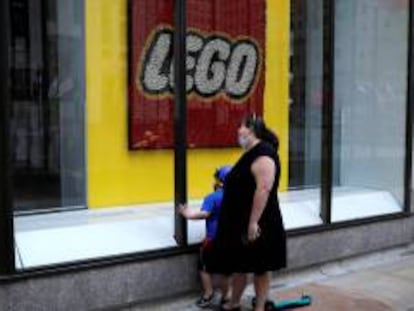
[270,283,392,311]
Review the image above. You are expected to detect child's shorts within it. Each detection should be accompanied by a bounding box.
[198,238,214,273]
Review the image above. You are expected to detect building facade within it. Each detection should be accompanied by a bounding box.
[0,0,413,309]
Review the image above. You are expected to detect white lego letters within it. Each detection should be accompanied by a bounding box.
[138,28,260,101]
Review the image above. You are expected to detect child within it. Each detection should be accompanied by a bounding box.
[179,165,232,308]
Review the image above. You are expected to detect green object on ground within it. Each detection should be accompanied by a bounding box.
[273,295,312,309]
[252,295,312,310]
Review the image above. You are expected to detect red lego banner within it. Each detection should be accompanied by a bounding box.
[129,0,265,149]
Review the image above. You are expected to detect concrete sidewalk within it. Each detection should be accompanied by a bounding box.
[128,244,414,310]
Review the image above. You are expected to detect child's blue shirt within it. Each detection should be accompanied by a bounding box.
[201,188,223,240]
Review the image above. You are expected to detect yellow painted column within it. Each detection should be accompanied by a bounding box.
[265,0,290,191]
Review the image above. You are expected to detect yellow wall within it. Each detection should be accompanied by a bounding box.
[85,0,289,208]
[266,0,290,193]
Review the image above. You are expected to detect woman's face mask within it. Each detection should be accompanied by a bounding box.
[237,124,252,149]
[238,135,249,149]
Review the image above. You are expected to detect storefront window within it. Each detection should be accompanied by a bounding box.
[285,0,323,229]
[6,0,410,271]
[332,0,408,221]
[182,0,269,241]
[11,0,86,268]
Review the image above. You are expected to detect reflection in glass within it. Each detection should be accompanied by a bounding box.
[11,0,87,269]
[10,0,85,212]
[332,0,408,221]
[285,0,323,229]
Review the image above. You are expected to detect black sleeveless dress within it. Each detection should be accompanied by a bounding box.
[212,141,286,274]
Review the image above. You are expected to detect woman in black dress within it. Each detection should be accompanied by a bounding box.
[214,115,286,311]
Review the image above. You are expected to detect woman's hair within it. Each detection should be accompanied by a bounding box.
[242,114,279,151]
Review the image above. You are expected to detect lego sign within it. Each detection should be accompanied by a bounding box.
[140,28,260,100]
[129,0,265,149]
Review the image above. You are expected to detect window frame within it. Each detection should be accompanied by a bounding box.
[0,0,16,275]
[290,0,413,226]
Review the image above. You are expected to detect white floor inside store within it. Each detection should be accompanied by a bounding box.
[14,187,402,269]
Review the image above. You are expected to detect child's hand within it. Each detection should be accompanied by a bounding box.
[178,204,188,217]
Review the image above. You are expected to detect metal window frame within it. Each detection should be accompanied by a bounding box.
[173,0,188,246]
[404,0,414,213]
[320,0,334,224]
[0,0,16,275]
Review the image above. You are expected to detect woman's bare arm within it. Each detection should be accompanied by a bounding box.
[248,156,275,241]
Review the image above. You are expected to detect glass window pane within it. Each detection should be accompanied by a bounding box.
[11,0,86,269]
[183,0,307,239]
[184,1,264,243]
[10,0,85,213]
[332,0,408,221]
[285,0,323,229]
[12,0,177,270]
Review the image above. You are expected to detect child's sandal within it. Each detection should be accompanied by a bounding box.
[195,292,214,308]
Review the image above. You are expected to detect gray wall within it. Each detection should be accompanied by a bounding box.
[0,255,199,310]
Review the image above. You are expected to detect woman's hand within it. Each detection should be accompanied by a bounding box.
[248,222,261,242]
